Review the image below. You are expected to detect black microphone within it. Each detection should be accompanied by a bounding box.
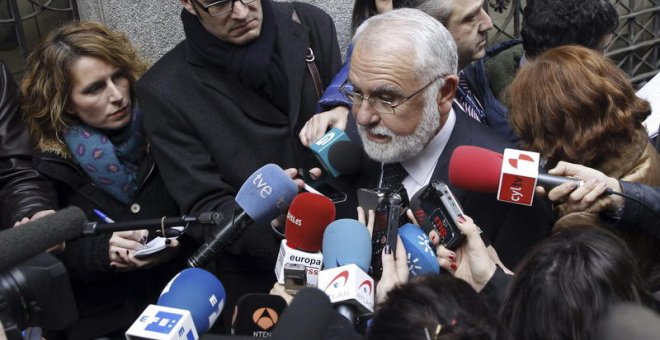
[0,206,87,272]
[271,288,334,340]
[187,164,298,268]
[82,212,222,235]
[327,140,363,175]
[232,294,288,337]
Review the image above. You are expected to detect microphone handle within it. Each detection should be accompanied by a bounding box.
[187,210,253,268]
[537,173,583,191]
[335,304,358,325]
[83,212,222,235]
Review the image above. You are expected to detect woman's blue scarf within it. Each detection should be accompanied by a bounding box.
[63,106,146,204]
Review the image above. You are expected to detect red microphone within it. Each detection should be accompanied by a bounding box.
[275,192,336,291]
[449,146,587,205]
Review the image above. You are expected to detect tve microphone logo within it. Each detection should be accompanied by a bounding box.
[498,149,540,206]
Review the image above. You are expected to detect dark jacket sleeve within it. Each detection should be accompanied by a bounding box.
[0,62,56,228]
[618,181,660,241]
[479,265,513,311]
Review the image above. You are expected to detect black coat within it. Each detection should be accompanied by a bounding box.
[0,62,56,228]
[34,150,186,340]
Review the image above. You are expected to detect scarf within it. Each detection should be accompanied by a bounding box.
[181,0,290,112]
[63,106,146,204]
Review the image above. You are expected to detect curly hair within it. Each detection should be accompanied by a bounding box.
[20,20,148,151]
[507,45,649,169]
[521,0,619,58]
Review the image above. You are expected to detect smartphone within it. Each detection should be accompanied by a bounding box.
[299,168,348,203]
[418,180,466,250]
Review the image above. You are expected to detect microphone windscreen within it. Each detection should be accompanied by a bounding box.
[399,223,440,276]
[322,219,371,272]
[409,186,435,235]
[327,140,363,175]
[271,288,333,340]
[236,163,298,225]
[157,268,225,334]
[0,206,87,272]
[232,294,287,336]
[449,146,503,193]
[285,192,336,252]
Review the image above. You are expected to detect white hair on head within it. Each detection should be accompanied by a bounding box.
[352,8,458,84]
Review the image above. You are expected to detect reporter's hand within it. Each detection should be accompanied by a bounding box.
[13,209,56,227]
[436,215,496,292]
[109,229,147,269]
[376,235,408,303]
[269,283,294,305]
[356,206,375,236]
[298,106,349,147]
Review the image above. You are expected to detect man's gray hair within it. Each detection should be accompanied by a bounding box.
[416,0,455,26]
[352,8,458,84]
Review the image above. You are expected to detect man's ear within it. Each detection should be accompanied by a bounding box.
[181,0,198,16]
[436,74,458,114]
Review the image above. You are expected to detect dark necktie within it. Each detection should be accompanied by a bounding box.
[381,162,408,189]
[456,71,486,123]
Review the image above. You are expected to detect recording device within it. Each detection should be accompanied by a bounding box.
[448,146,606,206]
[187,164,298,268]
[358,185,408,279]
[319,219,374,325]
[414,180,466,250]
[270,288,334,340]
[231,294,287,337]
[283,263,307,294]
[126,268,225,340]
[0,206,87,272]
[298,169,348,204]
[398,223,440,276]
[0,253,78,340]
[275,192,335,291]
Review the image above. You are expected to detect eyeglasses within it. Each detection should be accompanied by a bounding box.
[193,0,258,17]
[340,74,446,115]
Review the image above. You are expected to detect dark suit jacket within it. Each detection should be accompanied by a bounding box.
[362,109,555,268]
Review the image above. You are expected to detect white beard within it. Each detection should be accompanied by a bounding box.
[358,102,441,163]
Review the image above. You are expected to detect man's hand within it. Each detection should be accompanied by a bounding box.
[13,209,56,227]
[436,215,498,292]
[376,235,408,303]
[538,161,624,214]
[298,106,349,147]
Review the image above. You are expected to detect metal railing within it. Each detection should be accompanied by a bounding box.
[484,0,660,88]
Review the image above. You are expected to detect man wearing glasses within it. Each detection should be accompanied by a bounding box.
[349,9,554,269]
[135,0,343,330]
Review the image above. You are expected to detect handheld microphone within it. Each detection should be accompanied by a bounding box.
[187,164,298,268]
[398,223,440,276]
[309,128,362,177]
[318,219,374,325]
[270,288,334,340]
[448,146,606,206]
[83,212,222,236]
[0,206,87,272]
[126,268,225,339]
[275,192,335,290]
[231,294,287,337]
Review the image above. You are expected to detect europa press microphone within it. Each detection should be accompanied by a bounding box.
[274,192,336,292]
[318,219,374,325]
[125,268,225,340]
[187,164,298,268]
[448,146,606,206]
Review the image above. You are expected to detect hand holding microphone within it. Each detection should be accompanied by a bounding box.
[376,234,408,304]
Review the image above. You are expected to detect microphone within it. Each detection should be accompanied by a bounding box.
[270,288,334,340]
[274,192,335,290]
[187,164,298,268]
[398,223,440,276]
[231,293,287,337]
[318,219,374,325]
[126,268,225,339]
[0,206,87,272]
[448,146,603,206]
[83,212,222,236]
[309,128,363,177]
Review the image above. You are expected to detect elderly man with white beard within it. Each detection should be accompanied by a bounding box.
[346,8,555,268]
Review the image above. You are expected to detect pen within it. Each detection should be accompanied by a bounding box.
[93,209,115,223]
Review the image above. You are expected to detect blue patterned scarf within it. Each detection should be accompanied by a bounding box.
[63,106,146,204]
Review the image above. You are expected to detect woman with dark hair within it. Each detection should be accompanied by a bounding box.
[507,45,660,280]
[21,21,187,339]
[368,274,501,340]
[499,226,654,340]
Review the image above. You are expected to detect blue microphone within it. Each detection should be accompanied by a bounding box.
[398,223,440,276]
[321,219,371,272]
[188,164,298,267]
[126,268,225,339]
